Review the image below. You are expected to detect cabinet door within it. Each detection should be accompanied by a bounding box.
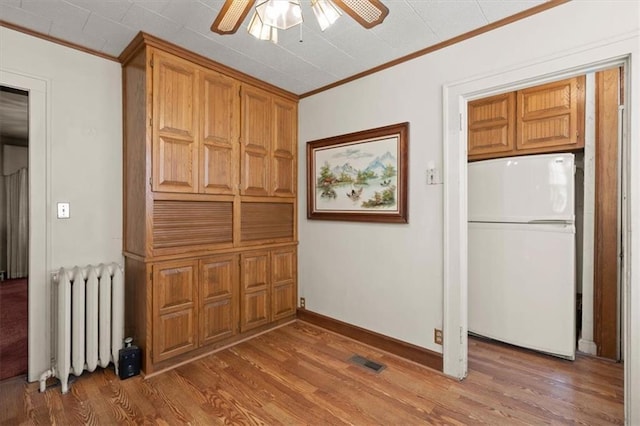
[152,51,199,193]
[153,260,198,362]
[271,247,297,321]
[200,254,238,346]
[240,251,270,332]
[240,85,271,197]
[200,71,239,195]
[271,97,297,197]
[516,76,585,152]
[468,92,516,160]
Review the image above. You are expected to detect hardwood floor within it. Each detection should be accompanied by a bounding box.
[0,321,623,425]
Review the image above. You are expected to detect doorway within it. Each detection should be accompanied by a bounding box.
[466,69,622,362]
[0,85,29,380]
[0,69,49,384]
[442,48,637,421]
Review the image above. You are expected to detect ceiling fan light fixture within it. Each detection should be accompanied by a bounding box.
[311,0,342,31]
[211,0,255,34]
[256,0,303,30]
[248,11,279,43]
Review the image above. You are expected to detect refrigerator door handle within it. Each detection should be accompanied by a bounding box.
[527,219,574,225]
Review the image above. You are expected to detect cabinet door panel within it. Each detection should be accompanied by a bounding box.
[272,283,296,320]
[152,52,199,192]
[468,92,516,159]
[153,260,198,362]
[240,251,269,331]
[517,76,584,151]
[271,247,296,320]
[200,255,238,345]
[272,98,297,197]
[201,72,238,194]
[242,291,269,331]
[155,136,196,191]
[240,86,270,196]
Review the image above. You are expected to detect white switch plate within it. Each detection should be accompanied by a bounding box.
[57,202,70,219]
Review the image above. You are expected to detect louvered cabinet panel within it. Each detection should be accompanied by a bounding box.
[200,71,239,195]
[467,92,516,160]
[517,76,585,152]
[240,251,270,332]
[153,259,198,362]
[200,254,238,346]
[152,200,233,253]
[152,51,199,192]
[240,85,271,196]
[272,97,297,197]
[271,247,297,321]
[240,202,294,243]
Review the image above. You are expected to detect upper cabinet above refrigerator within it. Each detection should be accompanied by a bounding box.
[467,75,585,161]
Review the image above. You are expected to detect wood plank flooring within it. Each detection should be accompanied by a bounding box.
[0,321,624,425]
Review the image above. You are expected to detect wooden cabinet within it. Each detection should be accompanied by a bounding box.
[152,255,239,363]
[516,77,585,152]
[241,85,297,197]
[240,246,297,332]
[152,52,238,194]
[121,33,298,375]
[200,71,239,195]
[468,92,516,159]
[240,250,270,331]
[468,76,585,161]
[152,259,198,362]
[200,254,239,345]
[270,246,297,320]
[271,97,297,197]
[152,51,200,193]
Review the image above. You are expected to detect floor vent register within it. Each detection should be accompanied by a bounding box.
[348,355,386,373]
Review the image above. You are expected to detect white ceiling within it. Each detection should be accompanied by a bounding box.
[0,0,548,95]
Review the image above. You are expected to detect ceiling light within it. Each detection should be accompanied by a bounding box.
[311,0,341,31]
[256,0,303,30]
[213,0,388,36]
[247,11,278,42]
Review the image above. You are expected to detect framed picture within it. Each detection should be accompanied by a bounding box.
[307,122,409,223]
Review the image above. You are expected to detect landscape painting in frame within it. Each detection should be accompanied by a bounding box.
[307,122,408,223]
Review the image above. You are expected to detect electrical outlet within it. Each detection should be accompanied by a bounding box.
[300,297,306,309]
[434,328,443,345]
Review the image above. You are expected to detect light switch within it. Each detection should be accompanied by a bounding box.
[57,202,70,219]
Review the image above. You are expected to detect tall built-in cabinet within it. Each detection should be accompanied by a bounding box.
[120,33,298,375]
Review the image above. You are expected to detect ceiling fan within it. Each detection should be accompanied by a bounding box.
[211,0,389,36]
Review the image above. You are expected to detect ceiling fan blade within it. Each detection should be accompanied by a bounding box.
[211,0,256,35]
[332,0,389,29]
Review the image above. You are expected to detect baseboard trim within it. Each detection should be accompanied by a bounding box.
[297,309,443,371]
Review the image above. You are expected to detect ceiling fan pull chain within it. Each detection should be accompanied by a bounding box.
[299,23,303,43]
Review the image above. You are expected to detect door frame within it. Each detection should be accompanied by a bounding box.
[0,69,52,382]
[443,35,638,422]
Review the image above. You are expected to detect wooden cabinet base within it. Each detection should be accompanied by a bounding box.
[124,246,297,376]
[143,315,296,377]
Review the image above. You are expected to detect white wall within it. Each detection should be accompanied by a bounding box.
[299,0,639,355]
[0,26,122,380]
[301,0,639,420]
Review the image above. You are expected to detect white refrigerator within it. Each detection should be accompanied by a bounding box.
[468,153,576,360]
